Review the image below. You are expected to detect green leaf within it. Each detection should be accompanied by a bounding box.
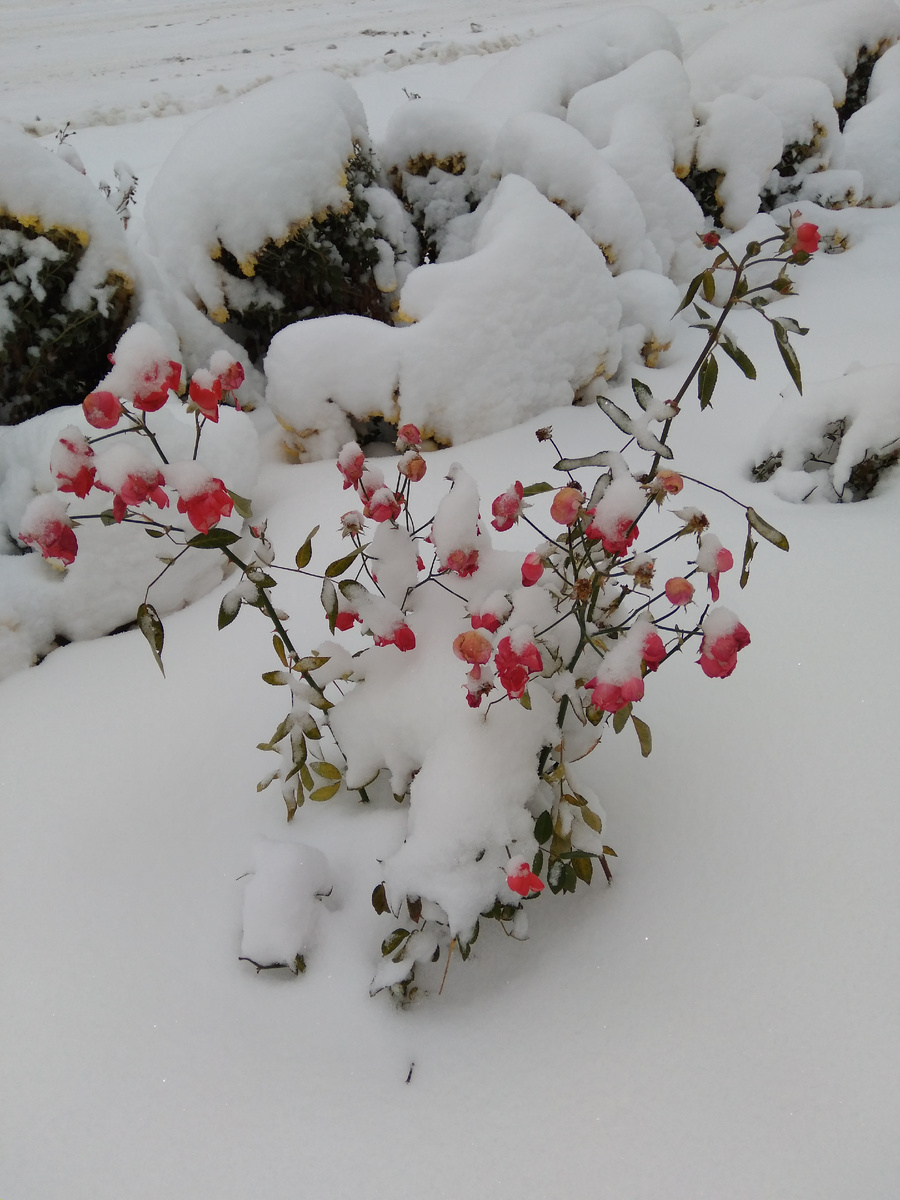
[99,509,117,526]
[698,354,718,410]
[272,634,288,667]
[675,271,705,314]
[701,269,716,302]
[144,527,165,539]
[261,670,289,686]
[581,807,603,835]
[518,690,532,710]
[554,452,607,472]
[338,579,369,604]
[522,482,553,496]
[740,529,758,589]
[187,528,242,549]
[325,546,361,577]
[597,394,635,436]
[407,896,423,924]
[572,854,594,885]
[257,714,292,752]
[631,714,652,758]
[137,602,165,676]
[311,761,342,782]
[309,781,341,802]
[694,304,711,320]
[532,848,544,875]
[720,335,757,380]
[300,764,314,792]
[372,883,390,915]
[218,594,241,630]
[456,921,479,961]
[226,489,253,519]
[295,525,319,570]
[534,810,553,844]
[612,702,632,734]
[631,378,654,410]
[777,316,808,336]
[294,655,331,673]
[772,320,803,394]
[320,578,338,630]
[382,928,411,957]
[747,506,790,551]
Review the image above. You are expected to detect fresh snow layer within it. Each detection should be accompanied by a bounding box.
[3,2,900,1199]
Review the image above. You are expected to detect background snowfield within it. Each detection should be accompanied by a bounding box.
[2,1,900,1198]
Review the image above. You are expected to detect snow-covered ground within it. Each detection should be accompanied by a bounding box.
[2,2,900,1198]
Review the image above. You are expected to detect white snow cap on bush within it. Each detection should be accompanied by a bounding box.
[465,8,682,124]
[240,840,332,969]
[482,113,651,273]
[686,0,900,105]
[566,49,696,172]
[0,121,132,312]
[839,46,900,205]
[694,94,784,229]
[757,363,900,500]
[143,72,371,318]
[266,175,622,459]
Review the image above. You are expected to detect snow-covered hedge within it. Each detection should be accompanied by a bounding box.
[0,123,133,424]
[143,73,418,361]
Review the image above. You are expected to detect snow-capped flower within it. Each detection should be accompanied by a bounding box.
[340,510,365,537]
[83,390,122,429]
[471,611,501,633]
[665,576,695,606]
[398,451,426,482]
[445,547,479,577]
[585,512,639,556]
[550,486,582,526]
[110,470,170,523]
[132,359,181,413]
[395,423,422,450]
[655,469,683,495]
[491,481,525,531]
[215,359,245,393]
[697,534,734,601]
[51,429,96,498]
[506,858,545,897]
[587,675,644,713]
[373,623,416,652]
[188,369,222,422]
[175,478,232,534]
[495,635,543,699]
[521,552,544,587]
[453,631,493,666]
[697,608,750,678]
[18,494,78,565]
[337,442,366,490]
[363,487,403,524]
[334,610,361,631]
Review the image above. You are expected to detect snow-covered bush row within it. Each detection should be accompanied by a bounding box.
[754,363,900,502]
[265,175,623,459]
[263,2,900,460]
[142,72,418,360]
[0,123,133,424]
[0,323,257,679]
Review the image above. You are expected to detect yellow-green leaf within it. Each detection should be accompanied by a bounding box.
[631,714,652,757]
[311,761,342,781]
[296,525,319,570]
[309,781,341,802]
[747,506,789,552]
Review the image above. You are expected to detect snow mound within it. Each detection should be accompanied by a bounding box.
[266,175,621,459]
[754,363,900,501]
[143,72,373,320]
[240,840,332,971]
[465,8,682,124]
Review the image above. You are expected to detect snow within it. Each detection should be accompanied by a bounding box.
[2,2,900,1198]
